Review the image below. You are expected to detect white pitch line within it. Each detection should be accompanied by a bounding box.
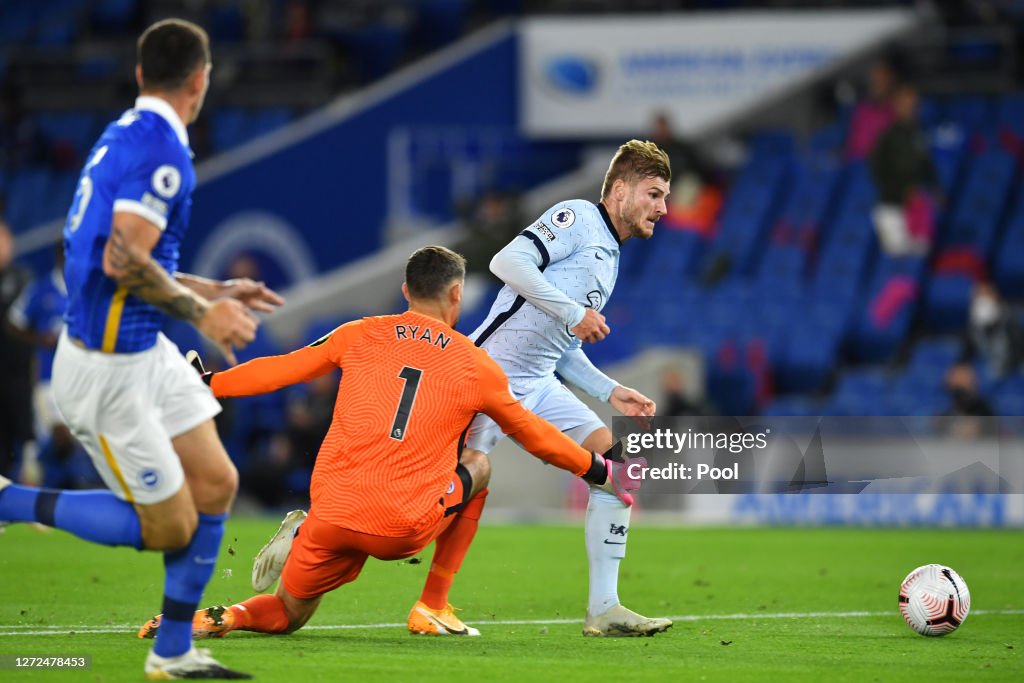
[1,609,1021,637]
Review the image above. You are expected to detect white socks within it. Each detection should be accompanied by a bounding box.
[584,486,631,615]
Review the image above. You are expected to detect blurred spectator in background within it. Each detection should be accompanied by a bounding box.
[8,242,66,484]
[945,362,994,417]
[846,59,897,161]
[650,112,722,236]
[0,221,34,479]
[960,281,1022,379]
[457,189,524,310]
[660,367,707,416]
[943,361,994,439]
[869,84,940,256]
[6,242,97,488]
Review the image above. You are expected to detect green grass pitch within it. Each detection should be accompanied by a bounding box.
[1,520,1020,681]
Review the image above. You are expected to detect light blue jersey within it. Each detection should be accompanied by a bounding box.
[62,96,195,353]
[470,199,620,394]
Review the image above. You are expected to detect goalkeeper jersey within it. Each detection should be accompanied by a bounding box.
[210,310,592,535]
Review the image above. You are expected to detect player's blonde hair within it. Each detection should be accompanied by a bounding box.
[600,140,672,198]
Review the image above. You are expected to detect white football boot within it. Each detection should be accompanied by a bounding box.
[251,509,307,592]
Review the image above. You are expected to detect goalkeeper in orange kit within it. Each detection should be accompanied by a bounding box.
[138,245,641,639]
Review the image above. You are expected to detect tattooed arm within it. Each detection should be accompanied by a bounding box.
[103,211,258,363]
[103,213,209,322]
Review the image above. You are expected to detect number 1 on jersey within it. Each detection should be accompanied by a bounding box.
[390,366,422,440]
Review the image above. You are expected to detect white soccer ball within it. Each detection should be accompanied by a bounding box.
[898,564,971,636]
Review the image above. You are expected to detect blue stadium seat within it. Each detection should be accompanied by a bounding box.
[943,95,995,134]
[747,129,796,160]
[773,156,842,240]
[996,93,1024,139]
[4,168,53,231]
[906,337,962,373]
[90,0,137,33]
[993,188,1024,296]
[849,257,925,363]
[774,320,842,393]
[35,111,99,158]
[706,158,789,275]
[0,3,37,44]
[940,149,1016,257]
[760,396,820,416]
[207,2,246,42]
[922,273,975,333]
[35,0,83,47]
[928,124,968,194]
[211,107,249,151]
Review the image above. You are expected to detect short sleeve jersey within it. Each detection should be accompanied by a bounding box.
[469,199,622,394]
[62,96,196,353]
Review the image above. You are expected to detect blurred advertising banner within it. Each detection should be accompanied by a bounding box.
[520,9,915,138]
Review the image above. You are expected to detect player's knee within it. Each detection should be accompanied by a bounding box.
[581,427,613,455]
[214,462,240,499]
[462,450,491,492]
[143,508,198,550]
[192,462,239,513]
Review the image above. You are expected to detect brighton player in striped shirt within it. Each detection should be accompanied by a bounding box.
[137,246,641,640]
[0,19,282,680]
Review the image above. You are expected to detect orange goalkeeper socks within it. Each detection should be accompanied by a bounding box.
[229,594,291,633]
[420,489,488,610]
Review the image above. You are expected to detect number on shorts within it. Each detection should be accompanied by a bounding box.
[389,366,422,441]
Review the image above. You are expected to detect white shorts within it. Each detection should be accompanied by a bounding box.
[51,330,222,505]
[466,378,605,454]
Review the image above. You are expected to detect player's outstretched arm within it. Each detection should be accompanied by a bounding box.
[104,212,257,364]
[201,345,334,398]
[202,321,359,398]
[174,272,285,314]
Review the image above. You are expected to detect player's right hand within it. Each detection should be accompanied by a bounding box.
[196,298,258,365]
[572,308,610,343]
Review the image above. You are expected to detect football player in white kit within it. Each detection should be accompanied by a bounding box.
[459,140,672,636]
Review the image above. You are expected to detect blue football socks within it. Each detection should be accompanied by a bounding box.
[154,512,227,658]
[0,485,142,549]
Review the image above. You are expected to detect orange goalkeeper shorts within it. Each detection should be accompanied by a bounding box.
[281,473,467,600]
